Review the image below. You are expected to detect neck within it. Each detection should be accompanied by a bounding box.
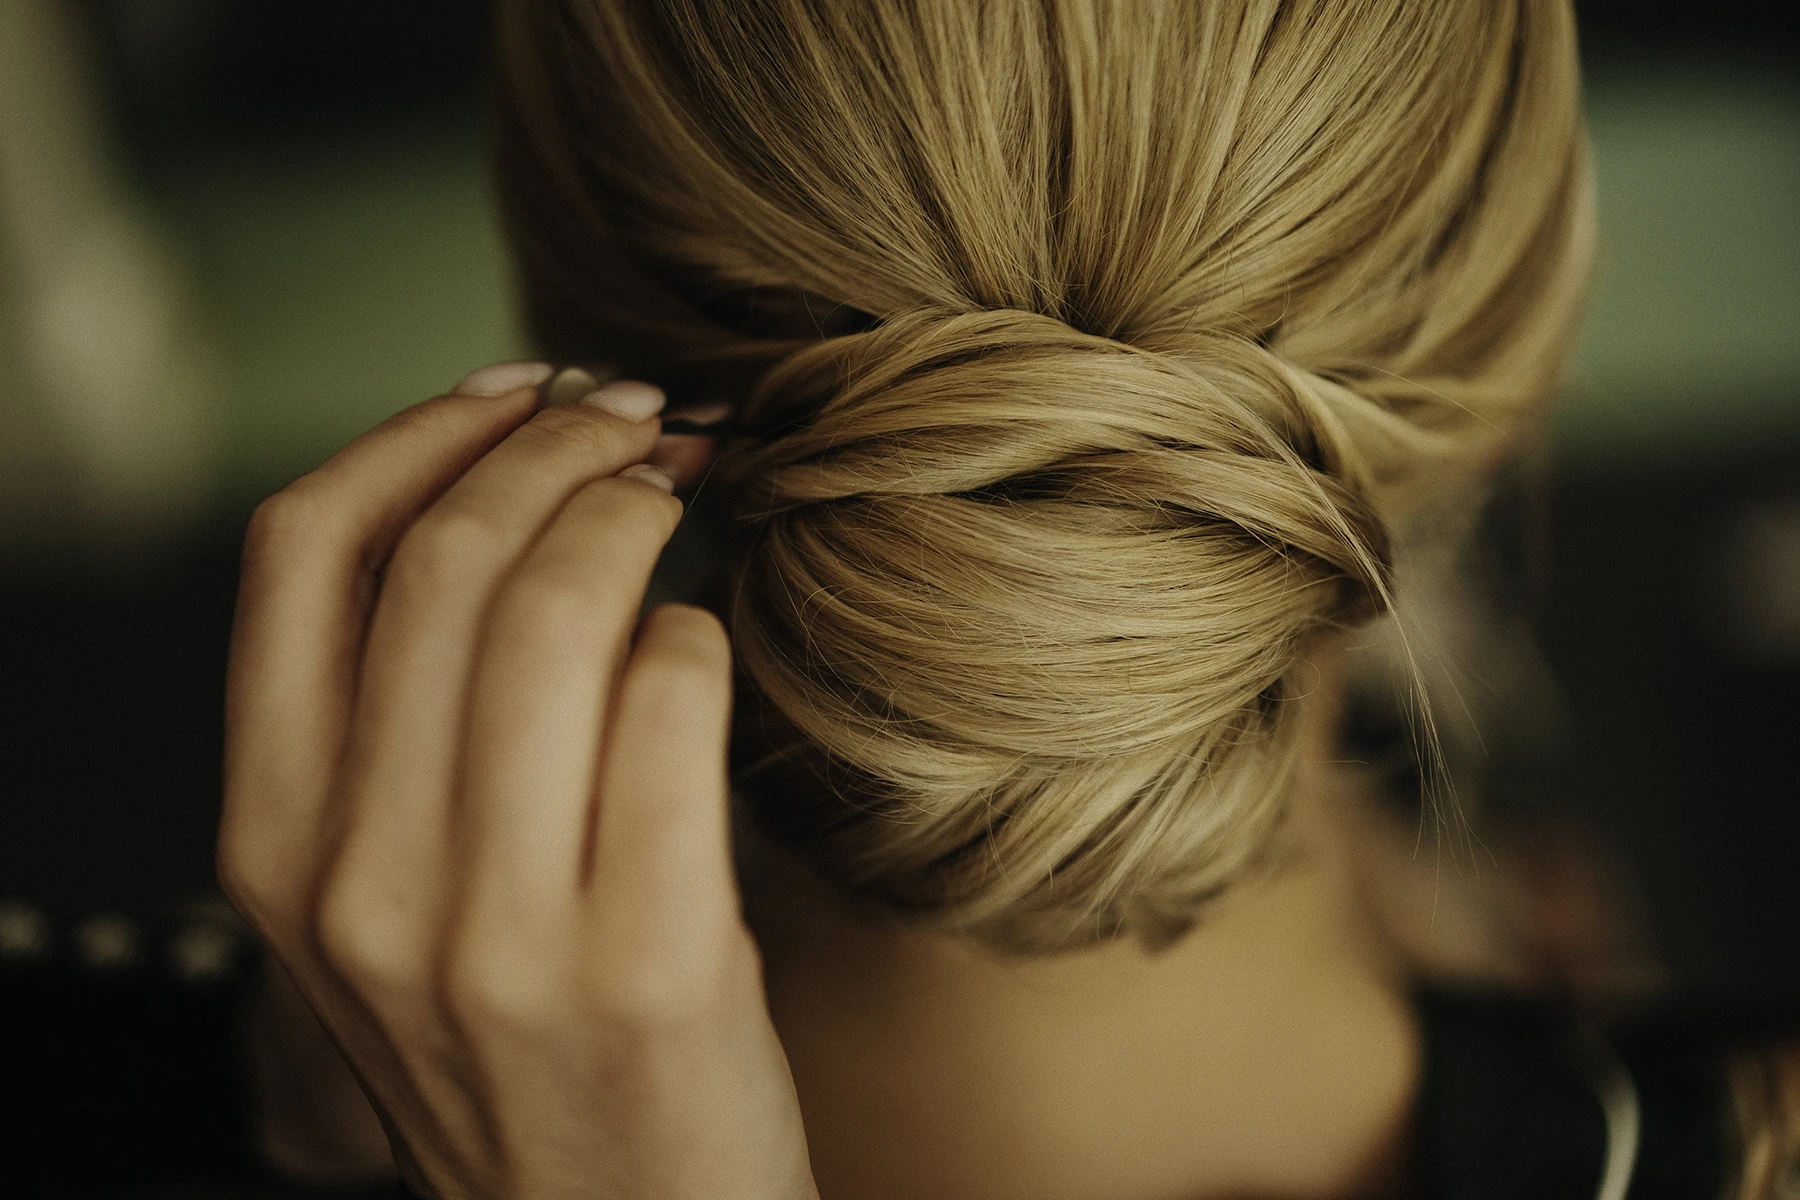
[744,635,1421,1200]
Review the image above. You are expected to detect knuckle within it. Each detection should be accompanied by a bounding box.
[582,475,683,541]
[312,889,371,971]
[499,569,602,635]
[313,877,419,992]
[214,843,282,938]
[242,486,329,575]
[386,507,504,593]
[214,831,262,906]
[214,818,322,948]
[631,615,732,704]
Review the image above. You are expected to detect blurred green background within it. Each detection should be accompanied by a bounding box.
[1566,60,1799,458]
[146,117,527,496]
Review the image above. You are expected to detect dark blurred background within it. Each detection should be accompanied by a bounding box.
[0,1,1795,1194]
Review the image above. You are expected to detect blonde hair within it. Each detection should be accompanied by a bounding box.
[493,0,1594,951]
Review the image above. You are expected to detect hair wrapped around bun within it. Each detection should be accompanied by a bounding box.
[725,308,1389,947]
[494,0,1594,949]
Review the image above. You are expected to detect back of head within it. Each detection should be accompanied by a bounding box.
[494,0,1593,951]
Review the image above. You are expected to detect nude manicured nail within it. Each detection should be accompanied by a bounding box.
[453,361,553,397]
[582,380,666,422]
[618,463,676,492]
[545,366,605,407]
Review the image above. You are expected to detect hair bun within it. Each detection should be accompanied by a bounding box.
[725,308,1392,950]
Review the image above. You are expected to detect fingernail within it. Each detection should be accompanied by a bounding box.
[618,463,676,493]
[544,366,605,407]
[582,380,666,422]
[453,361,553,397]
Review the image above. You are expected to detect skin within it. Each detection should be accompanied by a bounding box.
[747,642,1423,1200]
[219,365,816,1200]
[227,363,1548,1200]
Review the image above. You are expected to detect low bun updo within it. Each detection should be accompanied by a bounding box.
[493,0,1594,949]
[725,308,1388,947]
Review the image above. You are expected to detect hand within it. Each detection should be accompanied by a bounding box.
[218,362,817,1200]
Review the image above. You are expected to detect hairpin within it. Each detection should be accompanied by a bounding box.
[659,414,756,437]
[542,366,799,440]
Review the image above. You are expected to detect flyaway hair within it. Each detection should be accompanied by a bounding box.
[493,0,1594,950]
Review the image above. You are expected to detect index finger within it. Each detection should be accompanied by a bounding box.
[221,365,549,905]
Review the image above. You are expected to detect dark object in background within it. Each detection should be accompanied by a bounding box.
[0,530,247,1195]
[78,0,494,134]
[1414,987,1731,1200]
[0,534,237,921]
[64,0,1799,157]
[1575,0,1798,55]
[2,950,254,1197]
[1544,453,1800,1011]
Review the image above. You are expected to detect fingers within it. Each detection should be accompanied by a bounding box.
[222,363,802,1200]
[222,369,549,925]
[647,402,728,492]
[647,431,721,491]
[323,384,668,967]
[551,368,721,492]
[590,604,740,967]
[452,469,683,963]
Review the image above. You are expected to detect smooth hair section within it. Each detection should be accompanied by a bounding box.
[493,0,1594,951]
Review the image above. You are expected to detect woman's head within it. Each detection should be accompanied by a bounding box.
[493,0,1593,951]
